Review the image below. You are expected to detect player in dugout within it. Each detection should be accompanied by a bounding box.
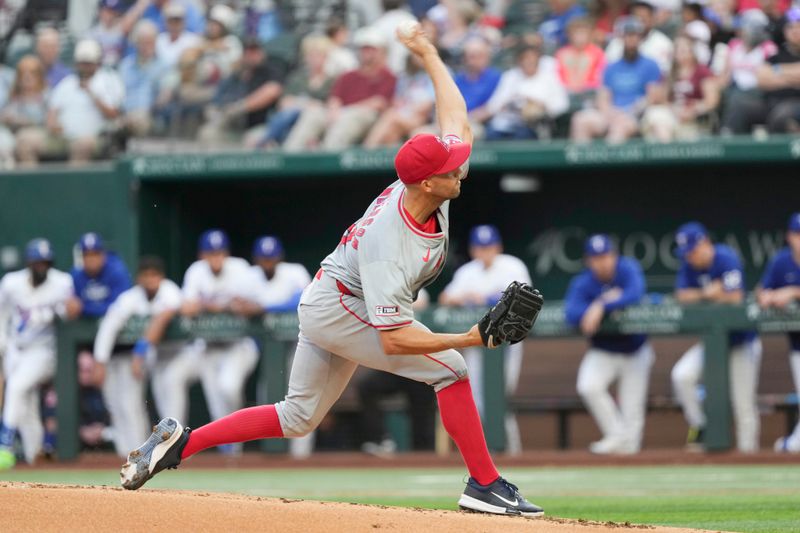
[119,21,545,517]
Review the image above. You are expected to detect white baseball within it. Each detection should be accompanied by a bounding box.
[397,20,420,39]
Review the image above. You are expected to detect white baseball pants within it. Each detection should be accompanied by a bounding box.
[786,351,800,450]
[671,338,762,452]
[2,344,55,463]
[576,343,655,451]
[102,354,150,457]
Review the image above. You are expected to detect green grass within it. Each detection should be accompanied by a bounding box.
[2,465,799,532]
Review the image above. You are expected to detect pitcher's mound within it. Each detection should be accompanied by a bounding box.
[1,481,708,533]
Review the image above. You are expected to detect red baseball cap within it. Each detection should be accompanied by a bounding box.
[394,133,471,185]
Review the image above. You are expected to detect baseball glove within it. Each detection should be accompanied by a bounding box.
[478,282,544,348]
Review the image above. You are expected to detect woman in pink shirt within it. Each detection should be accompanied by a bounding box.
[555,17,607,97]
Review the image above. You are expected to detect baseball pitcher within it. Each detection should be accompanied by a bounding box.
[120,24,544,517]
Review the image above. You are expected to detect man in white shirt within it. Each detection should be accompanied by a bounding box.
[180,229,260,453]
[93,256,183,457]
[42,39,124,165]
[478,44,568,140]
[605,0,674,72]
[155,2,202,68]
[372,0,418,74]
[439,225,532,455]
[0,239,74,469]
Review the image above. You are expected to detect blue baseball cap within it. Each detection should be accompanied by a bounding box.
[584,234,614,256]
[253,236,284,259]
[469,225,502,247]
[675,222,708,258]
[788,213,800,232]
[198,229,230,252]
[26,238,54,262]
[79,232,105,253]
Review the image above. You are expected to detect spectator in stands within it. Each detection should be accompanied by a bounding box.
[35,27,71,88]
[606,0,674,73]
[357,370,436,456]
[154,46,215,138]
[119,20,165,137]
[283,26,396,152]
[428,0,499,66]
[373,0,418,74]
[363,54,435,147]
[478,44,569,140]
[565,234,653,455]
[641,34,721,141]
[590,0,629,45]
[324,17,358,77]
[140,0,204,34]
[671,222,762,453]
[555,17,606,96]
[252,35,333,149]
[0,56,48,169]
[198,39,285,145]
[539,0,588,53]
[759,0,789,47]
[756,7,800,132]
[22,40,124,166]
[571,17,661,143]
[439,225,532,455]
[757,213,800,454]
[200,4,243,81]
[719,9,778,134]
[155,2,203,68]
[67,232,132,319]
[723,7,800,133]
[87,0,142,67]
[454,37,502,117]
[682,1,713,64]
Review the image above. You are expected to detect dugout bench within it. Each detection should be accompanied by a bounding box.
[55,300,800,460]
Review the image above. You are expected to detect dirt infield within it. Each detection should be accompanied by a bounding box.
[0,482,714,533]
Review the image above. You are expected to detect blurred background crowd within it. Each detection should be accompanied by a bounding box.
[0,0,799,168]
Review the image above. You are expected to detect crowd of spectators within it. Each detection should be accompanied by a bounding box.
[0,0,799,168]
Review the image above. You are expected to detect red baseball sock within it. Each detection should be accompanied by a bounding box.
[437,379,499,486]
[181,404,284,459]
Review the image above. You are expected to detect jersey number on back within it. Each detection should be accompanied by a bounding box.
[339,187,394,251]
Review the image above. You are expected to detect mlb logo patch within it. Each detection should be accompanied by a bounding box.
[375,305,399,317]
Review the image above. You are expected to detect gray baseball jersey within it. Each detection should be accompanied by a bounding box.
[320,180,449,329]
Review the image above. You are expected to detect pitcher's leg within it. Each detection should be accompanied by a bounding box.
[181,333,357,458]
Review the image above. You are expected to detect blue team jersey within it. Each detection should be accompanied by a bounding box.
[71,252,132,317]
[565,256,647,354]
[676,244,756,345]
[603,55,661,111]
[760,247,800,350]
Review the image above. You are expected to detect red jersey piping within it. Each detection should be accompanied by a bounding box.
[397,189,444,239]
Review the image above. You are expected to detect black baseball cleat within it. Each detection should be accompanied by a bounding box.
[120,417,191,490]
[458,476,544,517]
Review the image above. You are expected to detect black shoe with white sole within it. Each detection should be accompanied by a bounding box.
[458,476,544,517]
[120,417,191,490]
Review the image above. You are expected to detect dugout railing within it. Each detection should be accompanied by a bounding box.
[54,300,800,460]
